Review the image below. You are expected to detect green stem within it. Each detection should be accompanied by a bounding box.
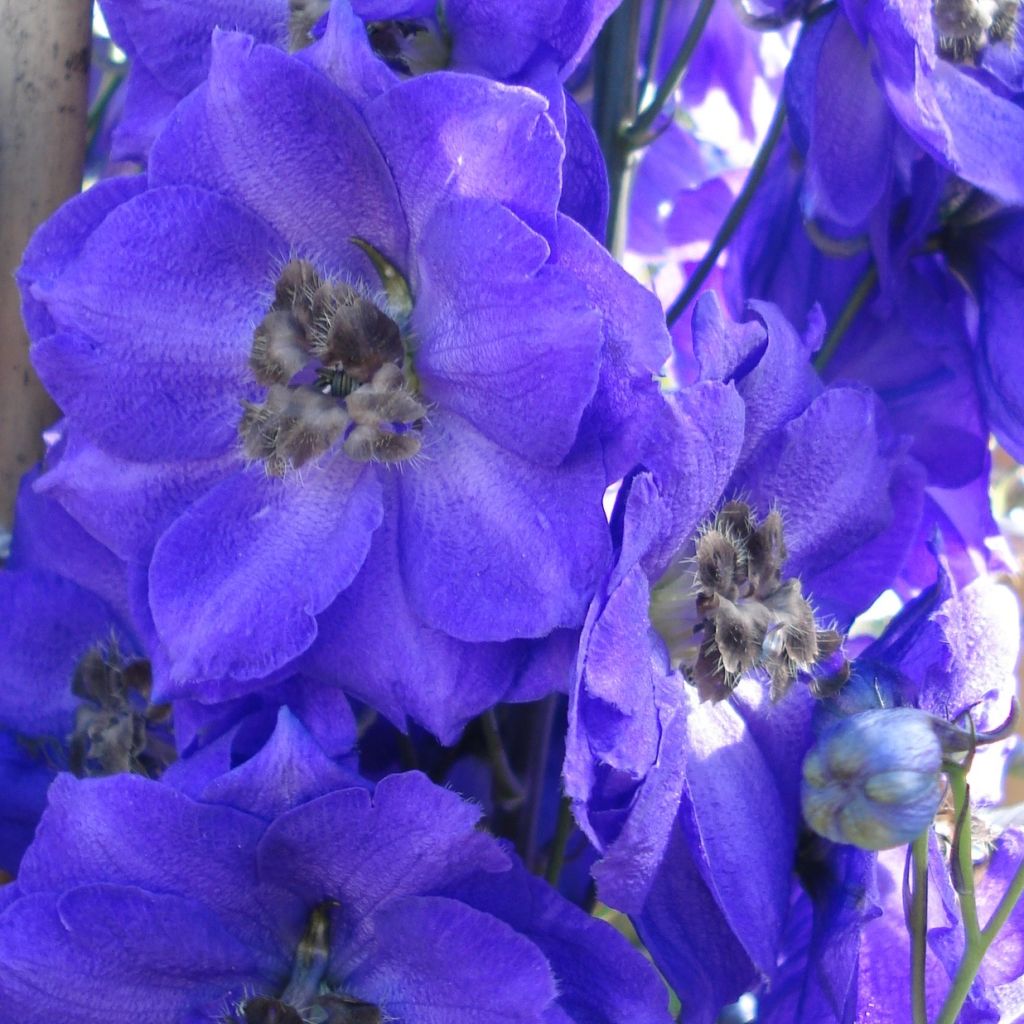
[934,857,1024,1024]
[910,832,931,1024]
[948,765,981,945]
[592,0,643,257]
[626,0,715,144]
[480,709,525,809]
[665,94,787,327]
[519,695,558,871]
[87,70,126,148]
[545,795,575,886]
[637,0,670,105]
[811,262,877,373]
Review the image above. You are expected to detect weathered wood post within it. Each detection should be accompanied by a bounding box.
[0,0,92,529]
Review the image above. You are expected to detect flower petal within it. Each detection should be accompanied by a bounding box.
[397,411,610,642]
[365,72,563,246]
[414,200,601,465]
[32,186,284,461]
[149,459,382,692]
[149,31,408,273]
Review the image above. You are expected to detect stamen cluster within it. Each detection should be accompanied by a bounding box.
[68,642,174,779]
[932,0,1019,60]
[689,501,845,701]
[240,259,426,474]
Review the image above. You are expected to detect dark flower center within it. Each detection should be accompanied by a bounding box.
[288,0,330,51]
[230,905,381,1024]
[241,260,426,474]
[366,17,450,75]
[650,500,848,702]
[68,641,175,778]
[932,0,1019,61]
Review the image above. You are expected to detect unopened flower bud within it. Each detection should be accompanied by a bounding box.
[801,708,944,850]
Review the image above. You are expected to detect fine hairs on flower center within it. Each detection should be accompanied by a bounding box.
[68,640,175,779]
[366,17,451,75]
[649,500,846,702]
[932,0,1019,61]
[229,904,381,1024]
[240,259,426,475]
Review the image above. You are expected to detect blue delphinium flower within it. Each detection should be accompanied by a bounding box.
[98,0,614,234]
[781,0,1024,229]
[20,32,669,741]
[725,136,1009,593]
[0,711,671,1023]
[563,294,924,1019]
[945,204,1024,465]
[0,468,158,873]
[0,452,366,871]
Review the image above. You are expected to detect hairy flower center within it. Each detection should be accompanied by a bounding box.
[649,500,847,701]
[932,0,1019,61]
[241,259,426,474]
[68,641,175,778]
[229,905,381,1024]
[366,17,450,75]
[288,0,330,51]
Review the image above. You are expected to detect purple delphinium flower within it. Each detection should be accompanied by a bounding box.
[784,0,1024,231]
[0,469,157,873]
[98,0,614,234]
[0,454,365,870]
[850,0,1024,206]
[945,204,1024,465]
[725,133,1009,592]
[563,294,924,1019]
[0,710,671,1023]
[21,33,669,741]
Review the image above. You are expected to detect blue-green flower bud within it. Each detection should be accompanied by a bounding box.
[801,708,944,850]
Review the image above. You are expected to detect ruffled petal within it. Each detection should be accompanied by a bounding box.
[414,200,601,465]
[149,31,408,274]
[396,411,610,642]
[149,459,382,692]
[31,186,285,461]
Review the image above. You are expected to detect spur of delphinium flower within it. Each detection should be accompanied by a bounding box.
[759,557,1022,1023]
[562,294,923,1019]
[98,0,614,234]
[20,32,669,740]
[0,710,671,1024]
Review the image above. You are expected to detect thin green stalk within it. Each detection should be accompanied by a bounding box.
[592,0,643,257]
[910,832,931,1024]
[948,765,981,945]
[637,0,670,104]
[545,795,575,887]
[480,709,525,809]
[87,70,126,146]
[626,0,715,144]
[665,95,787,327]
[934,856,1024,1024]
[811,262,877,373]
[519,695,558,871]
